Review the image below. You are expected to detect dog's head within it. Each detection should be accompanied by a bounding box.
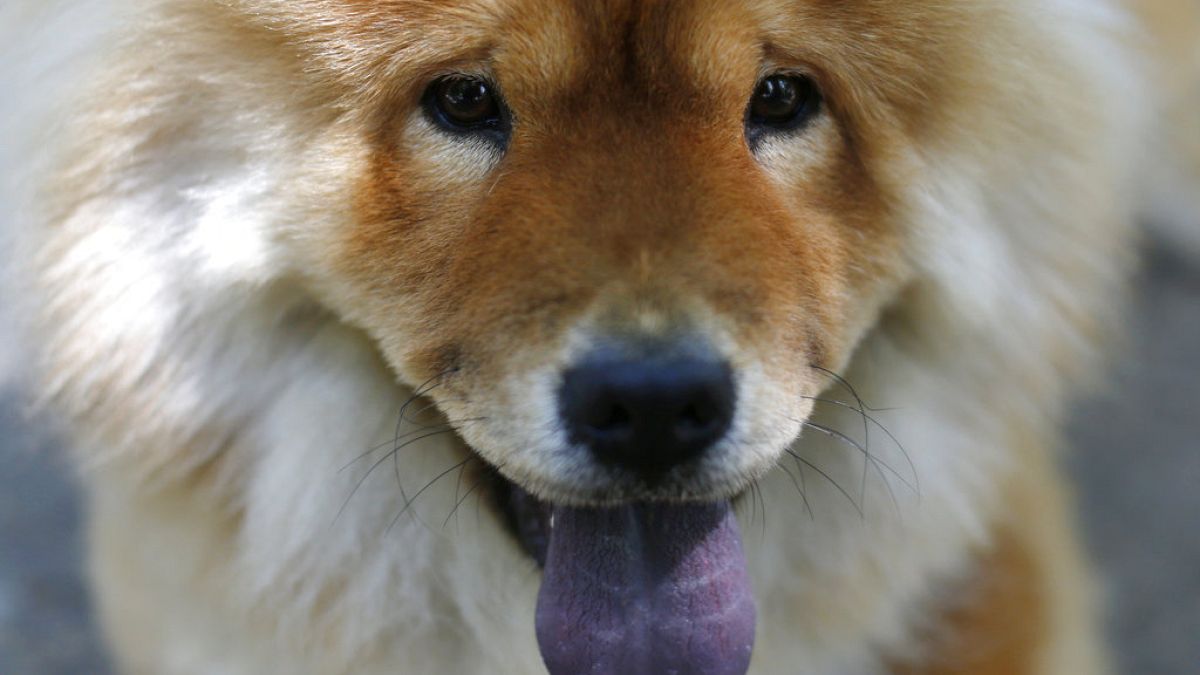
[270,3,987,669]
[296,1,950,507]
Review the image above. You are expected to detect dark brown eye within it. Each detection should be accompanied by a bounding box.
[746,73,821,138]
[425,76,507,136]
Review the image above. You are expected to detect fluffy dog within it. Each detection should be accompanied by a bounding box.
[1,1,1195,673]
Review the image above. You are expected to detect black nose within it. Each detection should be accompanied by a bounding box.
[559,343,736,476]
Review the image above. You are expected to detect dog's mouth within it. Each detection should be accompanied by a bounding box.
[495,475,757,675]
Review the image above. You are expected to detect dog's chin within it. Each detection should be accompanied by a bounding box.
[489,470,758,675]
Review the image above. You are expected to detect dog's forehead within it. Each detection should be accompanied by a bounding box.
[324,0,770,95]
[296,0,977,126]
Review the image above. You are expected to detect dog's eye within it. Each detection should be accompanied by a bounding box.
[425,76,507,137]
[746,73,821,140]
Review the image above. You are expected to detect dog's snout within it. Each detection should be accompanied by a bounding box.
[559,343,735,476]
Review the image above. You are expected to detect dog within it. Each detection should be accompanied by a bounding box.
[1,1,1196,673]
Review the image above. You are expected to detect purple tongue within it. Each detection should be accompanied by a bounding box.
[534,501,755,675]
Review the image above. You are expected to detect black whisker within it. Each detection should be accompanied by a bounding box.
[797,419,916,496]
[386,456,477,536]
[443,476,486,530]
[383,367,464,525]
[401,396,471,428]
[799,395,920,497]
[337,417,487,474]
[776,461,814,520]
[749,481,758,527]
[449,453,470,527]
[809,365,896,413]
[785,448,862,517]
[339,425,450,474]
[754,480,767,537]
[803,421,902,516]
[388,415,486,527]
[806,420,902,514]
[337,368,460,476]
[393,369,453,434]
[810,366,874,509]
[333,427,463,526]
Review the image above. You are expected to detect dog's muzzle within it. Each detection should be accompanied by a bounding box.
[500,335,757,675]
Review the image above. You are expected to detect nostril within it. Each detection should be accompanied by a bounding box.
[675,401,721,439]
[679,402,705,425]
[586,400,633,436]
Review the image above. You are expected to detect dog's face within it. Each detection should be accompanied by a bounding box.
[277,0,989,508]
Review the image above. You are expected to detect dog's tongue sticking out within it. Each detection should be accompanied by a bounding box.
[534,501,755,675]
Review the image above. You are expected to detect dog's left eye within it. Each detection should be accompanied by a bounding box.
[424,76,508,138]
[746,73,821,143]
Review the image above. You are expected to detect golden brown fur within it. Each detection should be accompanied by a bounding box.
[2,0,1196,673]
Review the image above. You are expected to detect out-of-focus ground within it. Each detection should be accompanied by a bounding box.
[0,242,1197,675]
[1067,243,1200,675]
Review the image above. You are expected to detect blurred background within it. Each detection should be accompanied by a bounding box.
[0,237,1196,673]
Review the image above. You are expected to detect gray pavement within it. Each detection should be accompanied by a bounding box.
[1068,244,1200,675]
[0,398,109,674]
[0,244,1197,674]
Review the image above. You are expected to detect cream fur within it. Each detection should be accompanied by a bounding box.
[0,0,1172,673]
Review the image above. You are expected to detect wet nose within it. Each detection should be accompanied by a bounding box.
[559,341,735,476]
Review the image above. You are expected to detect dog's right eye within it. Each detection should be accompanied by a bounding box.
[424,76,508,141]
